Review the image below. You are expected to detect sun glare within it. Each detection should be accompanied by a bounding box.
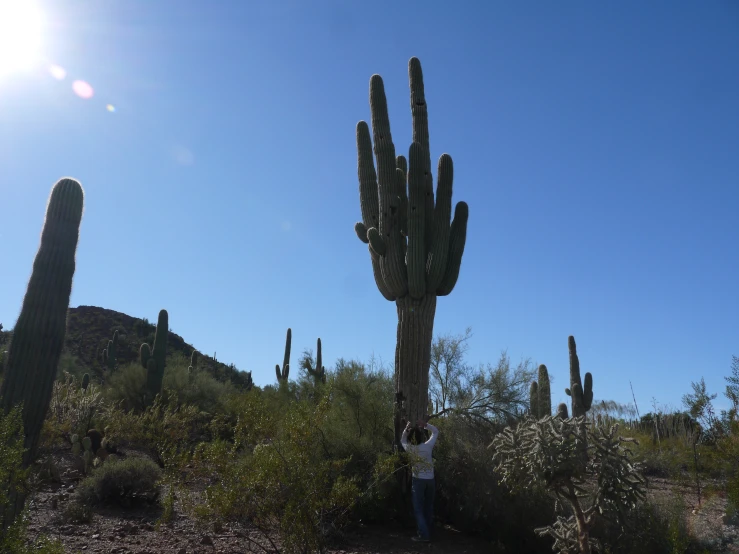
[0,0,44,78]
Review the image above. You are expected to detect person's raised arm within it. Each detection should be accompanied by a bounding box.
[424,422,439,448]
[400,421,412,450]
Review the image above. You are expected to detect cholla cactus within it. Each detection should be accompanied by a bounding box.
[275,328,291,384]
[490,416,646,554]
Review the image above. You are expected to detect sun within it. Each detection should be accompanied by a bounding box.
[0,0,44,78]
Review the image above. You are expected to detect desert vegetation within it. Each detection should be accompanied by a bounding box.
[1,58,737,554]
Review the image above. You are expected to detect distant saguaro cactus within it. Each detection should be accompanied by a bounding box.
[275,328,291,384]
[0,178,84,528]
[302,338,326,384]
[139,309,168,400]
[102,330,118,370]
[529,364,552,419]
[565,335,593,418]
[353,58,469,439]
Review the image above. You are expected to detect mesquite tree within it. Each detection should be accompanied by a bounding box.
[1,178,84,528]
[353,58,468,438]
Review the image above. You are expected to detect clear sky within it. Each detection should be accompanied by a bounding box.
[2,1,737,416]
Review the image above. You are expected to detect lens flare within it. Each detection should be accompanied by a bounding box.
[72,80,94,99]
[49,64,66,80]
[106,104,115,112]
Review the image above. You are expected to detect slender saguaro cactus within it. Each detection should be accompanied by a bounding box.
[102,330,118,370]
[275,328,291,383]
[529,364,552,419]
[302,338,326,384]
[140,309,168,400]
[354,58,469,438]
[0,178,84,527]
[565,335,593,418]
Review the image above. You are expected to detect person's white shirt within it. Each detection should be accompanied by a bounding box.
[400,422,439,479]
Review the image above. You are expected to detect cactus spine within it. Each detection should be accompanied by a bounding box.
[140,309,168,400]
[529,364,552,419]
[564,335,593,418]
[354,58,469,438]
[0,178,84,529]
[275,328,291,384]
[303,338,327,384]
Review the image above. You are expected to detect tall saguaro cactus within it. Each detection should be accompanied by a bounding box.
[354,58,469,438]
[565,335,593,418]
[275,328,291,384]
[529,364,552,419]
[302,338,326,384]
[140,309,168,400]
[0,178,84,527]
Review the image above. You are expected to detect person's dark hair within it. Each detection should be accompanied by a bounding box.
[410,427,427,445]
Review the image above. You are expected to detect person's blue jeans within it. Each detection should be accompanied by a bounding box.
[411,477,435,540]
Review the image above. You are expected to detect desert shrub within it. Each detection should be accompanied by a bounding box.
[433,414,553,551]
[187,392,384,554]
[74,456,161,507]
[105,361,147,411]
[162,352,236,413]
[101,392,209,467]
[44,372,105,444]
[320,359,394,472]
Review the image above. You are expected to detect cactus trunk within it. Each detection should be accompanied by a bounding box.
[395,295,436,428]
[0,178,84,530]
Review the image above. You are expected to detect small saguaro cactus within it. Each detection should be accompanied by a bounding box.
[275,328,291,384]
[556,402,569,419]
[140,309,168,400]
[529,364,552,419]
[302,338,327,384]
[188,350,198,379]
[101,330,118,370]
[81,373,90,391]
[564,335,593,418]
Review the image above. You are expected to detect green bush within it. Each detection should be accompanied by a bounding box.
[74,456,161,507]
[187,393,377,554]
[433,415,553,551]
[105,362,147,412]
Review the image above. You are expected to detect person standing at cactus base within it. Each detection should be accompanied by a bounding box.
[401,418,439,543]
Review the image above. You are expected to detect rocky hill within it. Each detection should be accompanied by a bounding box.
[1,305,252,388]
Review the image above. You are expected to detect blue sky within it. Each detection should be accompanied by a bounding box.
[2,1,737,416]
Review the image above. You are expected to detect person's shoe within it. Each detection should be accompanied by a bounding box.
[411,535,430,542]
